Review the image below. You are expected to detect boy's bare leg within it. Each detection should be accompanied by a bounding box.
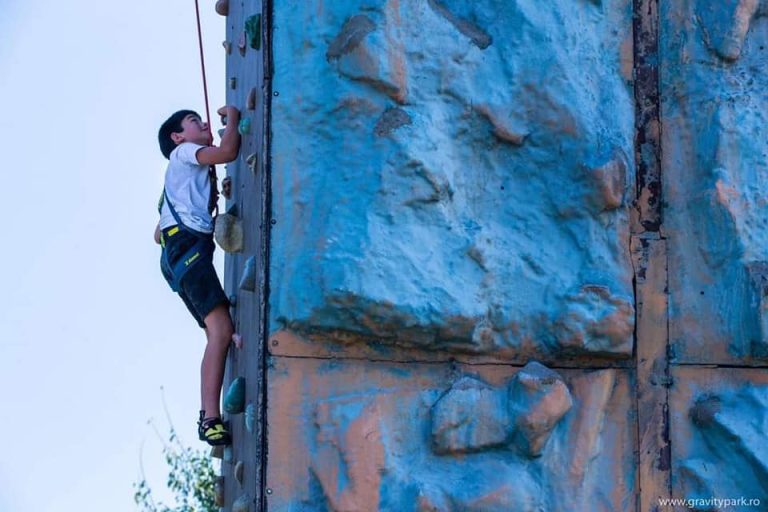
[201,304,233,418]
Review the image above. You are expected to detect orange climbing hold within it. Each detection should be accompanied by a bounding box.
[215,0,229,16]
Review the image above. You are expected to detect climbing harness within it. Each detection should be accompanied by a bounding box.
[160,189,215,292]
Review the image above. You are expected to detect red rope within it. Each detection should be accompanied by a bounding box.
[193,0,211,128]
[193,0,219,213]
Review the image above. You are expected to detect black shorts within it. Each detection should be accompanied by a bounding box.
[160,226,229,328]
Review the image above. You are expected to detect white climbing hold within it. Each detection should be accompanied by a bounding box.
[214,213,244,253]
[246,153,258,174]
[210,445,224,459]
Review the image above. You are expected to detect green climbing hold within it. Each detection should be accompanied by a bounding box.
[245,14,261,50]
[224,377,246,414]
[238,117,251,136]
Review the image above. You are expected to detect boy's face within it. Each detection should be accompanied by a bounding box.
[170,114,212,146]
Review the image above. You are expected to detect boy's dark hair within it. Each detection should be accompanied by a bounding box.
[158,110,200,159]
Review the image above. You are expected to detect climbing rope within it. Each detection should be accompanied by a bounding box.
[193,0,211,127]
[192,0,219,214]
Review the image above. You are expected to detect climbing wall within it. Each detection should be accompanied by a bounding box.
[214,0,768,510]
[215,0,270,510]
[661,0,768,504]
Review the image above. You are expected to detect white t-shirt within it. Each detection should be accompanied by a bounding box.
[159,142,214,233]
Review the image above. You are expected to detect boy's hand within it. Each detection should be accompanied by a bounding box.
[196,106,243,166]
[217,105,240,126]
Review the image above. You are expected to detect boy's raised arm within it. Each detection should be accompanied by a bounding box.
[196,106,242,165]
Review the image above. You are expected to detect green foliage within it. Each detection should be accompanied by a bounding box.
[134,427,218,512]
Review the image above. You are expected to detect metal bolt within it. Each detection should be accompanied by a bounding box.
[270,219,277,225]
[273,91,279,96]
[271,339,279,347]
[266,488,273,495]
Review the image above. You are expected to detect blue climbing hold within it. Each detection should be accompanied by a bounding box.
[224,377,246,414]
[238,117,251,136]
[245,402,256,433]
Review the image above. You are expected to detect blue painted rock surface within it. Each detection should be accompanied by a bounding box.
[662,1,768,364]
[671,368,768,505]
[265,358,635,511]
[269,0,635,361]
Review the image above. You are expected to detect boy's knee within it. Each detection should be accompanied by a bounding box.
[204,304,233,336]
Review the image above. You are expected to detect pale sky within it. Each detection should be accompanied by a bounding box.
[0,1,227,510]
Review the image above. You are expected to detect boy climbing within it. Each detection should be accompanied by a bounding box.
[156,106,242,445]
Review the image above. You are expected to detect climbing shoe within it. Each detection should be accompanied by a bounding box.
[197,411,231,446]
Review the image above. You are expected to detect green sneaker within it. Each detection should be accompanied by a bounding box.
[197,411,231,446]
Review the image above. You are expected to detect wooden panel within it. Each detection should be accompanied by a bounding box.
[222,0,269,510]
[669,367,768,508]
[633,236,671,512]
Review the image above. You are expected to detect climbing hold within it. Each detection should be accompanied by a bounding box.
[247,87,257,110]
[238,117,251,135]
[246,153,257,173]
[238,31,247,56]
[233,494,251,512]
[215,476,225,506]
[508,362,572,458]
[239,256,257,292]
[229,77,237,90]
[210,445,224,459]
[229,294,237,307]
[215,0,229,16]
[224,377,246,414]
[223,445,233,462]
[222,41,232,55]
[221,175,232,200]
[232,332,243,349]
[245,14,262,50]
[237,118,250,136]
[214,212,244,253]
[235,460,245,485]
[245,402,256,433]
